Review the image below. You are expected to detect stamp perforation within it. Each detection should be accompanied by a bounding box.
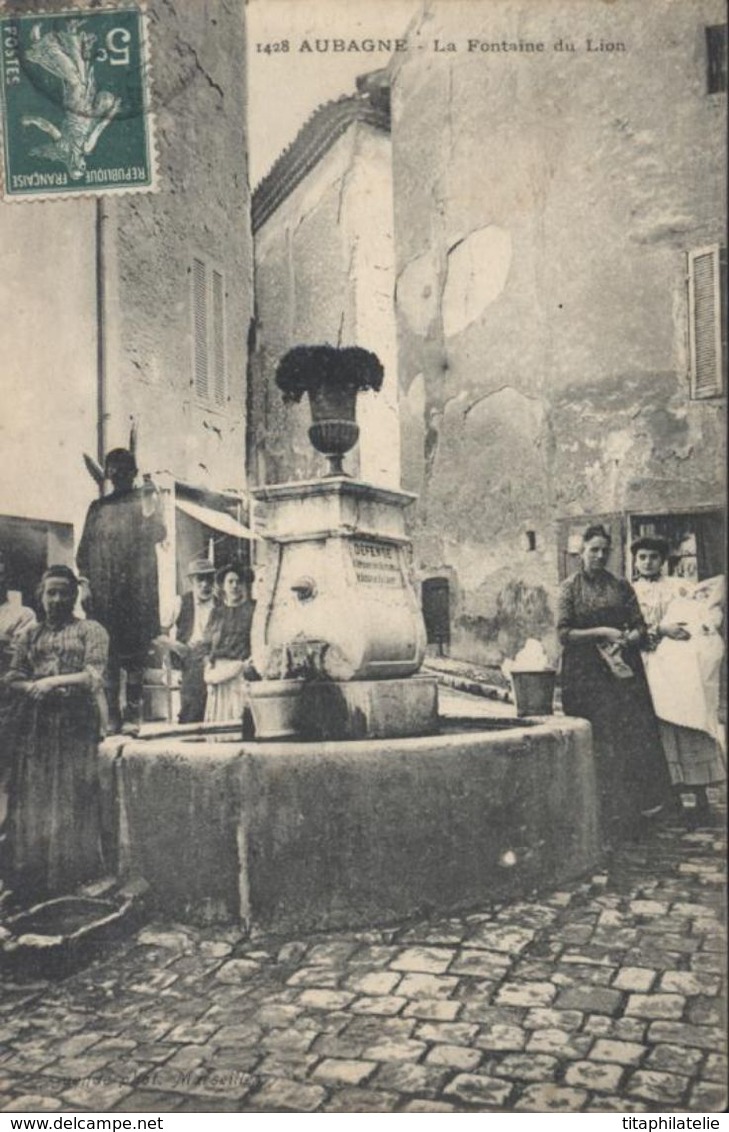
[0,1,159,202]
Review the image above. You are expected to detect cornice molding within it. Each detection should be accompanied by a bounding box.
[252,89,390,233]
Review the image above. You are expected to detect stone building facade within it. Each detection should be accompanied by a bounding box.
[0,0,252,615]
[250,73,400,491]
[391,0,726,664]
[250,0,725,667]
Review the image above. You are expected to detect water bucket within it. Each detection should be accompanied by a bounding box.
[247,680,304,739]
[510,669,556,717]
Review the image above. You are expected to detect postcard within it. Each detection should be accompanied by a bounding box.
[0,0,725,1118]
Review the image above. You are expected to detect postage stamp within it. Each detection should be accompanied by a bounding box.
[0,6,157,200]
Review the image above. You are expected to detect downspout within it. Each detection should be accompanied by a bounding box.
[95,198,108,485]
[245,312,258,577]
[245,312,257,488]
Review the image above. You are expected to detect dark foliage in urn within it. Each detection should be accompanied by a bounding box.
[275,344,385,405]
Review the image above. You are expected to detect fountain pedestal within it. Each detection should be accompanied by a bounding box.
[251,477,436,737]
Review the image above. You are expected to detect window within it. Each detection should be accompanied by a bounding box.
[629,510,725,582]
[191,256,227,408]
[706,25,727,94]
[687,246,726,399]
[557,511,725,585]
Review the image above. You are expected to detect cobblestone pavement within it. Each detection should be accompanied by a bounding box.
[0,814,725,1114]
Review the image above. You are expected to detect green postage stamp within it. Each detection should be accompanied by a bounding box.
[0,6,156,200]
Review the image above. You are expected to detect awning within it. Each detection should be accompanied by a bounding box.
[175,497,255,539]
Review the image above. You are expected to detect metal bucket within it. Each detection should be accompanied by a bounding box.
[510,669,556,717]
[247,679,305,739]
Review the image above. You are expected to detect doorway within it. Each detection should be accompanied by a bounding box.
[422,576,451,656]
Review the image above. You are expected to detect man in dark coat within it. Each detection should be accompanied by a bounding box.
[77,448,166,732]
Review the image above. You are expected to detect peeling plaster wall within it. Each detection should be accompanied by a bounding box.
[105,0,251,494]
[252,123,400,489]
[392,0,726,663]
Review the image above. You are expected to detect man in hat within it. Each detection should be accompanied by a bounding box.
[77,448,166,733]
[170,556,217,723]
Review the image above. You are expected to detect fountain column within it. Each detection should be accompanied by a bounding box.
[250,476,438,739]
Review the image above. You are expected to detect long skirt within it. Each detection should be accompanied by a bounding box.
[658,721,725,788]
[5,689,104,900]
[204,673,249,724]
[562,644,672,840]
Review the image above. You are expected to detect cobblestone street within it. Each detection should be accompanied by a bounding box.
[0,810,725,1115]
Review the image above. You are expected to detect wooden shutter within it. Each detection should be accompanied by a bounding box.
[212,269,226,406]
[688,246,725,399]
[192,257,208,401]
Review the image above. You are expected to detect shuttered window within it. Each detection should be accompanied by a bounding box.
[687,246,726,400]
[192,258,208,401]
[191,257,227,408]
[212,269,226,407]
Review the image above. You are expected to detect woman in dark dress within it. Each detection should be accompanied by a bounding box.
[557,525,672,844]
[1,566,108,899]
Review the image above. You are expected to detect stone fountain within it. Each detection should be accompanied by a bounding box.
[248,475,438,739]
[246,345,439,741]
[98,348,600,933]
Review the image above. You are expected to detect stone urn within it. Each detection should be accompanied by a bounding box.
[275,345,384,476]
[307,382,359,477]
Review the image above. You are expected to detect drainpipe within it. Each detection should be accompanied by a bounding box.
[95,198,108,479]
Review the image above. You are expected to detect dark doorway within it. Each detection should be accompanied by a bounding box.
[422,576,451,656]
[0,515,74,611]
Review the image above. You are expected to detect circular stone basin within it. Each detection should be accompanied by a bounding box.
[100,711,597,935]
[438,714,537,734]
[138,714,537,744]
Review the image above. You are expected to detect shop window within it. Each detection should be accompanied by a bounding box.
[191,256,227,409]
[629,510,725,581]
[687,245,726,399]
[174,505,248,595]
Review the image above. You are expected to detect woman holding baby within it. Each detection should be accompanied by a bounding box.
[632,536,725,824]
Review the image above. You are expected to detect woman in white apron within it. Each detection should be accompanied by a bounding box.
[632,537,725,823]
[203,565,255,723]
